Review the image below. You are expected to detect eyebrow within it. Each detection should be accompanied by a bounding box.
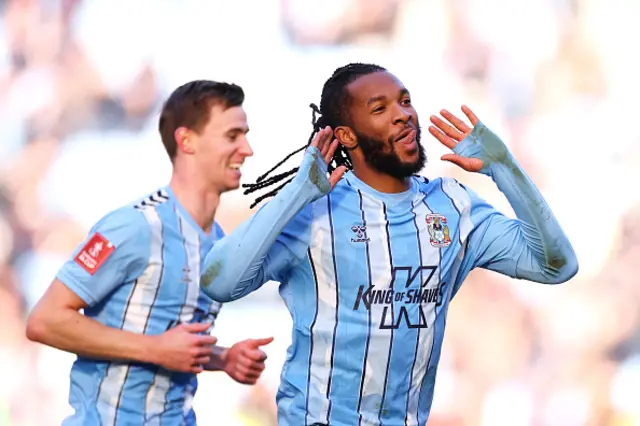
[366,88,410,106]
[226,126,250,134]
[367,95,386,106]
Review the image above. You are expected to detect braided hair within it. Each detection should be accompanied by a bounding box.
[243,63,387,208]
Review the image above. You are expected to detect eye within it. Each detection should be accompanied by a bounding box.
[402,98,412,106]
[372,106,385,114]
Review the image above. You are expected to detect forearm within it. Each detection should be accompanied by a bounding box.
[201,178,313,301]
[488,155,578,282]
[27,308,154,364]
[201,148,326,302]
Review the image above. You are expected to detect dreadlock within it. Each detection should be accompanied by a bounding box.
[243,63,387,208]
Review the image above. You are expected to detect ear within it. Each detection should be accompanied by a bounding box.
[334,126,358,151]
[175,127,195,155]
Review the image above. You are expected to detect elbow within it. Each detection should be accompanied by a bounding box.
[200,273,256,303]
[201,281,236,303]
[25,311,49,343]
[200,267,239,303]
[545,251,579,284]
[201,253,258,303]
[201,258,232,302]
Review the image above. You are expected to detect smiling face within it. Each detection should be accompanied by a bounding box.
[159,80,253,194]
[187,104,253,193]
[336,71,426,180]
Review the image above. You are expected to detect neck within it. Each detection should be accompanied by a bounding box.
[351,163,411,193]
[169,172,221,234]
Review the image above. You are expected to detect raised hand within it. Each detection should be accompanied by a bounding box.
[307,126,348,190]
[151,322,218,374]
[222,337,274,385]
[428,105,510,175]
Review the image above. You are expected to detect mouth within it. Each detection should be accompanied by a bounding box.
[394,128,417,146]
[229,163,243,176]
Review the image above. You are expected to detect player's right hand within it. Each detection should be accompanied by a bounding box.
[302,126,348,196]
[151,322,217,374]
[312,126,348,188]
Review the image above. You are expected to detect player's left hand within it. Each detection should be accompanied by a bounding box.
[222,337,274,385]
[428,105,510,175]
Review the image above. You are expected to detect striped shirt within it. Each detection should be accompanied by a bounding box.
[267,173,490,426]
[202,133,578,426]
[57,187,223,426]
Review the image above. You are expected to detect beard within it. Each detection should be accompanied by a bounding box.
[355,125,426,179]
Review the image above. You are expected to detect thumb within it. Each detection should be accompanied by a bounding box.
[441,154,483,172]
[182,322,213,333]
[329,166,348,188]
[247,337,275,348]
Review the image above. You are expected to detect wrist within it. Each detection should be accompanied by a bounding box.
[208,346,229,372]
[291,146,331,202]
[137,334,158,365]
[488,154,517,180]
[221,349,230,373]
[288,171,323,206]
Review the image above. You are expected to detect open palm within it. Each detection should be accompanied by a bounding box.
[428,105,510,176]
[309,126,348,189]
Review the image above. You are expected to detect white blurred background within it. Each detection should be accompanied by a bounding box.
[1,0,639,425]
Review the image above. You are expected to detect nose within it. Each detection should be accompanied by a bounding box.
[238,136,254,158]
[392,102,412,125]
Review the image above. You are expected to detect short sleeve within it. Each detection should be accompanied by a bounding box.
[56,207,151,306]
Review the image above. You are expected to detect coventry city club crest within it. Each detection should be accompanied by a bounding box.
[426,214,451,248]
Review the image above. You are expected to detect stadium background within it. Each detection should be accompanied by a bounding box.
[1,0,639,424]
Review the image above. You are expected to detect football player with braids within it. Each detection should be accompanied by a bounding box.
[202,63,578,426]
[242,64,367,208]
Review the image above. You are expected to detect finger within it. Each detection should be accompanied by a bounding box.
[235,365,263,380]
[243,369,263,380]
[312,126,332,151]
[313,127,327,151]
[428,126,457,150]
[309,127,322,148]
[441,154,484,172]
[329,165,348,188]
[195,346,215,356]
[231,364,253,379]
[235,374,259,385]
[195,335,218,346]
[247,361,266,373]
[319,129,335,157]
[237,354,267,369]
[461,105,479,126]
[243,349,268,362]
[324,139,340,164]
[182,322,212,333]
[440,109,472,134]
[246,337,275,348]
[190,365,204,374]
[430,115,464,141]
[194,356,210,365]
[236,361,265,376]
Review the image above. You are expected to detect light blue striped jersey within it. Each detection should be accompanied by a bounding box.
[56,186,223,426]
[270,171,511,426]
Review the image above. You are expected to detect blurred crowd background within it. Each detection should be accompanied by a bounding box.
[1,0,639,425]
